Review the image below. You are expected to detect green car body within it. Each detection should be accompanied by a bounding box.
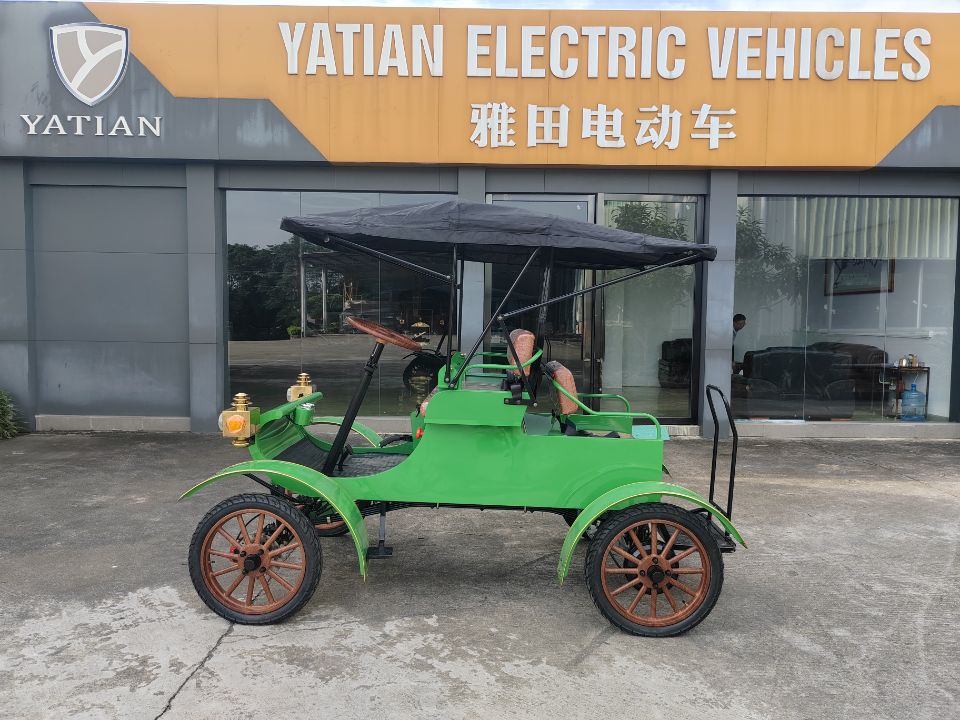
[182,356,744,584]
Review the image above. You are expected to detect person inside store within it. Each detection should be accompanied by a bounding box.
[733,313,746,374]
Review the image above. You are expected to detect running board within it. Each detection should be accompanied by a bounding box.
[685,510,738,553]
[709,520,737,553]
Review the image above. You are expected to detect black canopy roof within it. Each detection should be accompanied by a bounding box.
[281,199,716,270]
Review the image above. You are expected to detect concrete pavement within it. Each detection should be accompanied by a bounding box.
[1,432,958,719]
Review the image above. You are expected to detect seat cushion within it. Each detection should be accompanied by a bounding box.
[419,386,439,415]
[508,328,536,376]
[545,360,579,415]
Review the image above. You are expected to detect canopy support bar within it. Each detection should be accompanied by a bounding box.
[319,235,452,282]
[456,258,465,351]
[449,248,541,388]
[445,245,457,384]
[499,254,694,321]
[535,248,554,343]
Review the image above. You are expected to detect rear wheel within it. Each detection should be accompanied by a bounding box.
[313,517,350,537]
[304,499,352,537]
[188,493,322,624]
[585,503,723,637]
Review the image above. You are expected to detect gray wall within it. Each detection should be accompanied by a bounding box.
[33,183,189,416]
[0,160,226,431]
[0,162,33,428]
[699,171,738,437]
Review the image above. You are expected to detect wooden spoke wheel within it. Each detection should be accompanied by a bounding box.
[586,503,723,637]
[300,497,351,537]
[314,518,350,537]
[189,493,322,624]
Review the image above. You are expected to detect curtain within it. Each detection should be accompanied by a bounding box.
[743,196,958,260]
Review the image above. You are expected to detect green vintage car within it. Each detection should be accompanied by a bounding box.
[182,200,743,637]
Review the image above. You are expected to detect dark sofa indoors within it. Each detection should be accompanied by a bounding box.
[805,342,888,402]
[658,338,692,388]
[657,338,886,418]
[732,346,857,420]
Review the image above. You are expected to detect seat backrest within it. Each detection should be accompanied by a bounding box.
[419,386,439,416]
[544,360,580,415]
[508,328,536,376]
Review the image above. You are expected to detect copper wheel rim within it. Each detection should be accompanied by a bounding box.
[200,509,307,615]
[600,518,711,628]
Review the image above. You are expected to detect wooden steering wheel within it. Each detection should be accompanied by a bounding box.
[346,316,422,352]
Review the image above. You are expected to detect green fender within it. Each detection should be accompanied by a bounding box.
[180,460,369,579]
[557,481,746,584]
[310,416,382,447]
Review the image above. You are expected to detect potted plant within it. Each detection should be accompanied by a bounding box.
[287,325,302,340]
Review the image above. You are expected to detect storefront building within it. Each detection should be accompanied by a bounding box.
[2,2,959,436]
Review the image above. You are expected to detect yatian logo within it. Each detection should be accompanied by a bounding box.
[50,23,129,106]
[20,22,162,138]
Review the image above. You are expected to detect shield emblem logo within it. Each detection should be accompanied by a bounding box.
[50,23,129,106]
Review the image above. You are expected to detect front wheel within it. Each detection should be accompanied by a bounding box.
[402,353,445,393]
[188,493,322,624]
[585,503,723,637]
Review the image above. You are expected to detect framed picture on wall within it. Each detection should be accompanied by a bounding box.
[824,259,896,296]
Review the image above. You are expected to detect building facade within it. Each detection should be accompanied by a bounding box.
[2,2,959,435]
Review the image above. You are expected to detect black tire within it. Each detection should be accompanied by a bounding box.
[402,353,445,392]
[585,503,723,637]
[379,433,413,447]
[188,493,323,624]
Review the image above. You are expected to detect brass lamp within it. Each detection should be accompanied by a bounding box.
[220,392,257,447]
[287,372,315,402]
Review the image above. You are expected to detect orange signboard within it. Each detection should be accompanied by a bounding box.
[87,3,960,168]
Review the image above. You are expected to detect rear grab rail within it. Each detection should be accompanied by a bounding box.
[705,384,738,521]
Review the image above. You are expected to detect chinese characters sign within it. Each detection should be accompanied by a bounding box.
[83,4,960,168]
[470,103,735,151]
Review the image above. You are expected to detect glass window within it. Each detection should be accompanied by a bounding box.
[488,195,595,396]
[227,191,453,415]
[226,191,303,408]
[733,196,957,422]
[603,196,702,420]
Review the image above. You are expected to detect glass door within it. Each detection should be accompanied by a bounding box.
[601,194,703,423]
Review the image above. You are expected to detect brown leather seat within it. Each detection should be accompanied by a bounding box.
[419,386,439,415]
[508,328,536,376]
[544,360,580,415]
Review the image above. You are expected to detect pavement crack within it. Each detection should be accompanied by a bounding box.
[564,625,615,669]
[511,550,554,573]
[154,623,234,719]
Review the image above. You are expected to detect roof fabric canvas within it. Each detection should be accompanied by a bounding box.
[281,199,716,270]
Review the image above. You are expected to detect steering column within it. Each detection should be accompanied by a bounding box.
[322,316,421,476]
